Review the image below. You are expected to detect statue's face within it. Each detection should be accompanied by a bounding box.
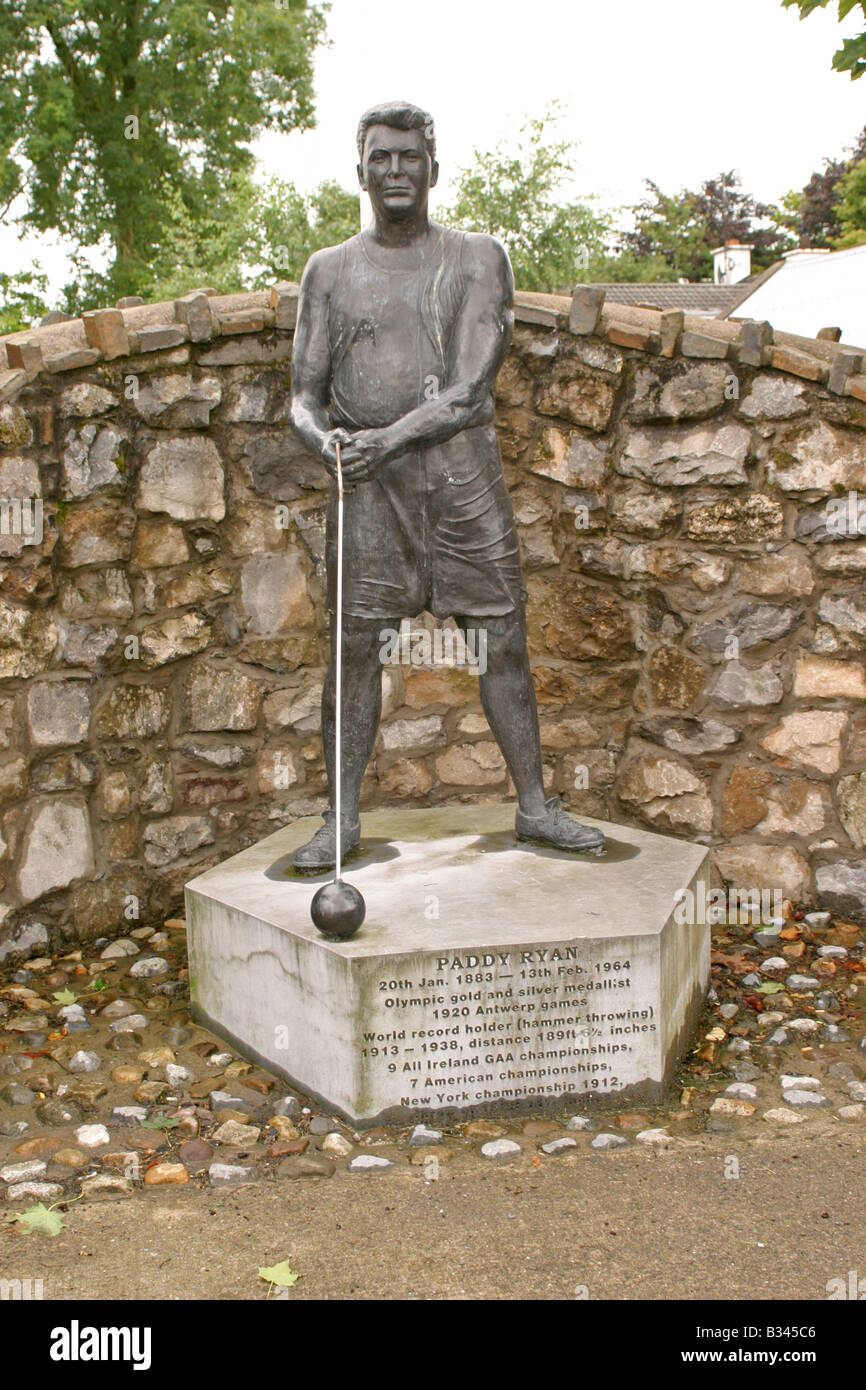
[358,123,438,221]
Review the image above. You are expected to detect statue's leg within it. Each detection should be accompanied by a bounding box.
[293,614,401,871]
[322,613,400,822]
[454,609,547,819]
[454,608,605,853]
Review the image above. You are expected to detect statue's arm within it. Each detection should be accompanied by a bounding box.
[388,234,514,453]
[289,248,351,474]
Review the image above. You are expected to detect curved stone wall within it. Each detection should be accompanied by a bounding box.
[0,283,865,954]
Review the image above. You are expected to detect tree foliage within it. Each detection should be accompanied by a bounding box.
[0,0,329,306]
[782,0,866,79]
[617,173,791,282]
[834,156,866,244]
[438,108,611,294]
[0,265,49,334]
[779,128,866,245]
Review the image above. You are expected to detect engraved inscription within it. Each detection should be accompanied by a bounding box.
[362,944,659,1108]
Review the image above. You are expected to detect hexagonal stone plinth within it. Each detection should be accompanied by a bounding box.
[185,805,710,1126]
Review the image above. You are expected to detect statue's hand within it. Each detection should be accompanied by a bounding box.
[339,428,396,485]
[321,427,356,478]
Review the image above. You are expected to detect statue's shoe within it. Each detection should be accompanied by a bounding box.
[515,796,605,854]
[293,810,361,872]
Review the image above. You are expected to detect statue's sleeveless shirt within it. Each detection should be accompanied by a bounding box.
[324,224,524,620]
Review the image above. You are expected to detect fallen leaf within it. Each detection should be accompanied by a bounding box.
[711,951,756,974]
[258,1260,301,1289]
[7,1203,65,1237]
[52,988,77,1005]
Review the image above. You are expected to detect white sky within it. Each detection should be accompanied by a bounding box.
[2,0,865,304]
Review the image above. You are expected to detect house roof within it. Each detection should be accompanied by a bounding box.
[585,282,746,313]
[728,242,866,346]
[577,261,785,318]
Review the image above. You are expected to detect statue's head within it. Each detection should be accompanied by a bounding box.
[356,100,439,221]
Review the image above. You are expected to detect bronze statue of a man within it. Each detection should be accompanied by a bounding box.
[289,100,605,870]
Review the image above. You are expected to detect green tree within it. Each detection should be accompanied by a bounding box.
[782,1,866,79]
[777,128,866,245]
[834,156,866,243]
[439,108,611,294]
[0,0,329,307]
[246,175,359,285]
[618,173,790,280]
[0,265,49,333]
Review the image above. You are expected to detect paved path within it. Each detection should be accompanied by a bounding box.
[10,1124,863,1301]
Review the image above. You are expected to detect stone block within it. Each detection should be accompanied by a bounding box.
[629,361,729,422]
[738,320,773,368]
[568,287,605,336]
[536,362,617,431]
[659,310,683,357]
[514,302,560,329]
[739,376,807,419]
[130,325,188,353]
[82,309,129,360]
[44,350,101,373]
[174,291,214,343]
[828,350,862,395]
[0,369,28,402]
[137,436,224,521]
[680,331,729,359]
[607,321,654,351]
[770,347,827,383]
[5,339,44,380]
[26,682,91,746]
[217,308,275,334]
[186,805,710,1124]
[269,282,300,330]
[618,421,750,486]
[17,798,95,902]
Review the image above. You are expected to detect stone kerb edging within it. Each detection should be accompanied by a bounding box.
[2,282,865,404]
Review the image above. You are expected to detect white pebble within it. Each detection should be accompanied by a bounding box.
[100,939,140,959]
[6,1181,62,1202]
[75,1124,110,1149]
[724,1083,758,1101]
[783,1089,830,1107]
[635,1128,671,1147]
[480,1139,522,1160]
[66,1051,101,1073]
[57,1004,86,1023]
[1,1159,47,1183]
[129,956,170,978]
[321,1133,353,1158]
[540,1136,578,1155]
[591,1133,627,1150]
[348,1154,394,1172]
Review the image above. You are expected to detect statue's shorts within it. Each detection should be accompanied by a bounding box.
[325,421,526,621]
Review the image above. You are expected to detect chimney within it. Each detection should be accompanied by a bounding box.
[713,239,752,286]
